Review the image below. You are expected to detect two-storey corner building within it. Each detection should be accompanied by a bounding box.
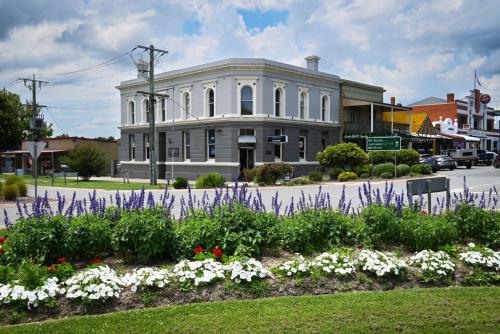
[116,56,379,180]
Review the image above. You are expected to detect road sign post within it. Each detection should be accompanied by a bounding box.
[25,141,46,198]
[366,136,401,178]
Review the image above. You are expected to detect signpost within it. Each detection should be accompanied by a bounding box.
[366,136,401,178]
[407,177,450,213]
[267,135,288,143]
[25,141,46,198]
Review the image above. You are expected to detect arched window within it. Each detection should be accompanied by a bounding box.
[299,91,306,119]
[128,101,135,124]
[275,89,281,117]
[183,92,190,119]
[241,86,253,115]
[208,89,215,117]
[321,95,328,121]
[143,99,150,123]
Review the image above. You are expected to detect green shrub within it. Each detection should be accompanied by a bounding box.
[396,164,411,177]
[360,205,400,247]
[279,209,361,253]
[6,215,68,264]
[176,216,223,259]
[447,203,499,248]
[172,177,188,189]
[65,214,113,259]
[17,180,27,197]
[5,175,22,186]
[284,177,315,186]
[195,172,226,189]
[0,181,3,196]
[368,151,394,164]
[61,144,106,181]
[0,264,15,284]
[46,261,75,281]
[380,172,394,179]
[400,210,458,251]
[17,261,49,290]
[3,184,18,200]
[373,163,395,177]
[411,163,432,175]
[338,172,357,182]
[328,167,344,180]
[359,172,370,179]
[255,163,294,185]
[396,149,419,165]
[308,171,323,182]
[242,168,257,182]
[113,208,177,263]
[317,143,368,170]
[355,165,371,176]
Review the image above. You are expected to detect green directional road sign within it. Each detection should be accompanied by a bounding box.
[366,136,401,151]
[493,111,500,116]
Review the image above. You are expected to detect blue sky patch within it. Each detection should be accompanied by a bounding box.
[182,19,201,35]
[238,9,288,30]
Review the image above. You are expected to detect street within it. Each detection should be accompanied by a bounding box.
[1,165,499,224]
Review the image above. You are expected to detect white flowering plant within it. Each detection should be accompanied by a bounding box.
[173,259,225,288]
[121,267,174,292]
[356,250,408,278]
[224,258,270,284]
[0,277,62,309]
[64,265,124,303]
[410,250,455,282]
[274,255,312,278]
[459,244,500,270]
[311,252,356,277]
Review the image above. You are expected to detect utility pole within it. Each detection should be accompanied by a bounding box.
[136,44,168,186]
[19,74,49,198]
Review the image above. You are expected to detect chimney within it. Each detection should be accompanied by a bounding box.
[305,55,320,71]
[447,93,454,103]
[390,96,396,105]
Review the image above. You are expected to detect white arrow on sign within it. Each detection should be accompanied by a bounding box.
[25,141,47,159]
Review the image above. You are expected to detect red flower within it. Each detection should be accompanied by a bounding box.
[194,246,204,255]
[420,210,428,215]
[93,258,102,264]
[212,247,223,258]
[53,265,59,270]
[0,236,6,244]
[0,248,4,255]
[47,266,54,272]
[57,257,67,263]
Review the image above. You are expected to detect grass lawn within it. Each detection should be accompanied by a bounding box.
[0,175,164,191]
[2,287,499,334]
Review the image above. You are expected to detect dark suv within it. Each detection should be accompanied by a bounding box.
[477,152,497,166]
[419,154,439,172]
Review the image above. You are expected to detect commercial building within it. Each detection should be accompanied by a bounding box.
[408,90,499,152]
[117,57,387,180]
[0,137,119,176]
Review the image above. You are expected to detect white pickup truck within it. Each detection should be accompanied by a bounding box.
[446,149,477,169]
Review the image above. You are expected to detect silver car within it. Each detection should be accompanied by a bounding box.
[434,155,456,170]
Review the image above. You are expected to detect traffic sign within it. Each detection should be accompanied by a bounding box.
[25,141,46,159]
[267,135,288,143]
[366,136,401,151]
[493,111,500,116]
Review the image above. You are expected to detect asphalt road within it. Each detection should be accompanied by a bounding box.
[1,165,499,224]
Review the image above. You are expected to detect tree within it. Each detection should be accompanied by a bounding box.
[317,143,368,170]
[62,144,106,181]
[0,90,53,150]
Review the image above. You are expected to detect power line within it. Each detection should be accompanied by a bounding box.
[43,107,67,134]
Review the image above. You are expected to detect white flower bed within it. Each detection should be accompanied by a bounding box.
[459,246,500,269]
[410,250,455,278]
[64,266,124,301]
[0,277,62,309]
[356,250,407,277]
[275,255,311,277]
[311,252,356,277]
[121,267,174,292]
[224,258,270,283]
[173,259,225,287]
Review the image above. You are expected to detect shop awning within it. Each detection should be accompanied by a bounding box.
[0,149,67,155]
[438,133,480,142]
[238,136,257,144]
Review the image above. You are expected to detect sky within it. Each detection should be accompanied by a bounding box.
[1,0,500,138]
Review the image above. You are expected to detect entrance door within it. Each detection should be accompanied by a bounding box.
[239,148,254,170]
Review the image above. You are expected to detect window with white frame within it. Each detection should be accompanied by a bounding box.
[321,93,330,122]
[273,82,286,117]
[207,129,216,160]
[204,83,216,118]
[143,133,150,160]
[183,131,190,161]
[129,134,135,160]
[299,135,306,160]
[142,99,150,124]
[237,79,257,115]
[274,129,282,161]
[161,98,166,122]
[298,88,309,119]
[180,87,191,120]
[128,100,135,124]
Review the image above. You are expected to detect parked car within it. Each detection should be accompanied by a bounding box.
[434,155,456,170]
[446,149,477,169]
[419,154,439,172]
[477,151,497,166]
[494,154,500,168]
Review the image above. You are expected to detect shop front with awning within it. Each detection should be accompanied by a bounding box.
[0,149,68,175]
[438,133,480,149]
